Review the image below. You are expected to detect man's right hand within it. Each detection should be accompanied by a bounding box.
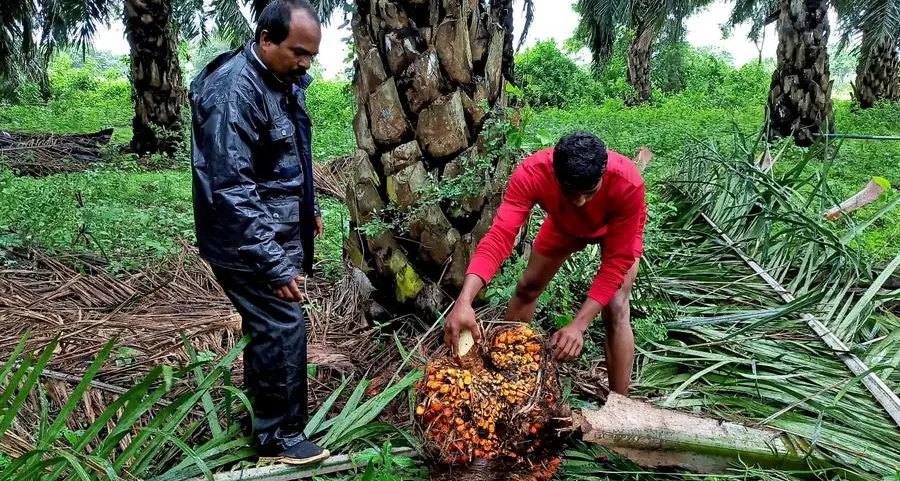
[444,302,481,356]
[273,275,305,302]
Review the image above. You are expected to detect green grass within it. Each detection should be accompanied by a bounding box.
[0,51,357,160]
[0,167,350,277]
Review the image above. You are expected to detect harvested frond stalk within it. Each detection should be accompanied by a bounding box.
[577,393,816,473]
[824,177,891,221]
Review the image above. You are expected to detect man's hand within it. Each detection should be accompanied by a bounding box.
[273,275,306,302]
[444,302,481,356]
[550,322,587,362]
[315,216,324,239]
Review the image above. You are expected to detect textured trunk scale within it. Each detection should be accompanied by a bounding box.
[125,0,185,155]
[626,25,653,105]
[766,0,833,147]
[853,37,900,109]
[345,0,514,312]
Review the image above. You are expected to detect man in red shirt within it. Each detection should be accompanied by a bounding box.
[444,132,648,395]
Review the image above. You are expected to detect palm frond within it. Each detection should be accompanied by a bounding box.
[629,130,900,478]
[0,0,38,86]
[835,0,900,58]
[211,0,252,49]
[574,0,620,70]
[247,0,271,20]
[515,0,535,52]
[50,0,116,55]
[173,0,209,43]
[727,0,778,43]
[309,0,349,26]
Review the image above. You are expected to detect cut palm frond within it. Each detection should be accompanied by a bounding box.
[626,132,900,478]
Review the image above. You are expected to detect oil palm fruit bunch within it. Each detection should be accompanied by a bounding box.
[414,324,567,480]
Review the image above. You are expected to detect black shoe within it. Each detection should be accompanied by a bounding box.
[260,434,330,466]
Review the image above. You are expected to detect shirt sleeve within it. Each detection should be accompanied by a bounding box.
[466,166,536,284]
[587,182,646,306]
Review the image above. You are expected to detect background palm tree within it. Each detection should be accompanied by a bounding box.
[0,0,40,97]
[1,0,182,156]
[834,0,900,108]
[729,0,834,146]
[125,0,185,156]
[0,0,115,99]
[766,0,834,146]
[573,0,714,104]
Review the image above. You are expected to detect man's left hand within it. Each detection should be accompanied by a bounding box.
[550,323,586,361]
[315,216,323,239]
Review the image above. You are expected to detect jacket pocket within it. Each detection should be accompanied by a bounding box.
[263,117,301,179]
[262,197,300,224]
[262,197,303,266]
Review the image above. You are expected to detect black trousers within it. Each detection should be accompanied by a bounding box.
[212,266,308,447]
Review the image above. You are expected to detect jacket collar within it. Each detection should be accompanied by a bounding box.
[244,41,314,92]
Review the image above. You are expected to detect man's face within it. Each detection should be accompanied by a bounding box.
[258,10,321,84]
[560,180,602,207]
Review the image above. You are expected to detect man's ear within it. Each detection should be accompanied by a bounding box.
[258,30,270,47]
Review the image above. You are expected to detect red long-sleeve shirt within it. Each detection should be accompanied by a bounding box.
[467,147,646,307]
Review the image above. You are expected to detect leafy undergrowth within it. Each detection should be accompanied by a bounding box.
[0,167,349,277]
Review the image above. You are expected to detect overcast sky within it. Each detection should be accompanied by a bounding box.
[94,0,791,79]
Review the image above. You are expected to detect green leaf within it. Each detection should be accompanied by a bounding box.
[145,428,214,481]
[181,333,222,437]
[42,339,116,450]
[304,377,349,438]
[872,176,891,192]
[0,338,59,435]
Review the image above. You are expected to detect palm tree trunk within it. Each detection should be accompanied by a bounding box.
[345,0,513,313]
[626,25,653,105]
[766,0,833,147]
[853,36,900,109]
[124,0,185,156]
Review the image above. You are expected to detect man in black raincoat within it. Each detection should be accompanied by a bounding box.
[189,0,328,465]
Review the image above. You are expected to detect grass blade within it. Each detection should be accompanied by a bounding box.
[41,339,116,450]
[180,333,222,437]
[0,338,59,434]
[304,376,349,438]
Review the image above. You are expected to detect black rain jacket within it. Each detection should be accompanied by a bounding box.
[190,42,320,287]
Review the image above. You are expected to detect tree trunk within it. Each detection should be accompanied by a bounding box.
[626,25,653,105]
[766,0,833,147]
[853,36,900,109]
[345,0,513,313]
[492,0,516,84]
[124,0,185,156]
[575,393,817,473]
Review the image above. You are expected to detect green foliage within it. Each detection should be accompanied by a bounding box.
[0,168,195,272]
[514,40,598,108]
[0,51,133,143]
[317,196,350,281]
[306,78,356,160]
[348,441,427,481]
[0,333,255,481]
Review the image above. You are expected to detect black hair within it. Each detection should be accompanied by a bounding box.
[552,132,608,192]
[255,0,320,43]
